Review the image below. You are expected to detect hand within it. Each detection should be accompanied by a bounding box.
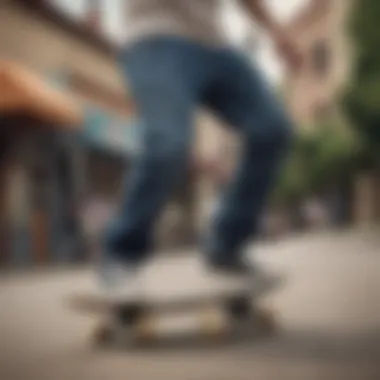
[274,32,304,73]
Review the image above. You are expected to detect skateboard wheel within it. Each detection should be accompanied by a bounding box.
[135,315,156,342]
[92,321,137,348]
[200,308,228,339]
[226,296,252,321]
[255,308,277,334]
[92,323,114,347]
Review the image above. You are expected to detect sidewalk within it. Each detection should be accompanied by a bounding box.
[0,229,379,380]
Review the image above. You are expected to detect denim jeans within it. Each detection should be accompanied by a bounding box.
[105,36,293,263]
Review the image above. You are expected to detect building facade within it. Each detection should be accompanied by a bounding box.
[283,0,379,224]
[284,0,351,127]
[0,0,233,267]
[0,0,136,267]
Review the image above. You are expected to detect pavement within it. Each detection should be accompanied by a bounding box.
[0,228,379,380]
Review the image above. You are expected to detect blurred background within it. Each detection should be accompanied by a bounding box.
[0,0,379,264]
[1,0,379,265]
[0,1,379,379]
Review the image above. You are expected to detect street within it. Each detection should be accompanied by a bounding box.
[1,229,379,380]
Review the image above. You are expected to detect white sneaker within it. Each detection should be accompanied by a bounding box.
[97,259,143,302]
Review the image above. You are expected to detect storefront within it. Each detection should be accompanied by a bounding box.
[0,61,140,268]
[0,61,83,268]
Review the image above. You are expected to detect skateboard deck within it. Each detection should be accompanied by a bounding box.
[67,255,285,347]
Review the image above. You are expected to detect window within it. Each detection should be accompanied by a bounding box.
[84,0,102,31]
[44,0,125,43]
[312,40,330,77]
[46,0,88,20]
[46,0,103,32]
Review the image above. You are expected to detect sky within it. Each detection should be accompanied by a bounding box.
[51,0,308,82]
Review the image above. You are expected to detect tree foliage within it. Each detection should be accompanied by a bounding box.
[272,124,356,207]
[341,0,380,168]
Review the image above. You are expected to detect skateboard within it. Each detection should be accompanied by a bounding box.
[68,257,285,348]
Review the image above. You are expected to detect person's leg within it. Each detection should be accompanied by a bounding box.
[103,38,209,270]
[204,50,293,271]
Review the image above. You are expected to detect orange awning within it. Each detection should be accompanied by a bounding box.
[0,60,83,128]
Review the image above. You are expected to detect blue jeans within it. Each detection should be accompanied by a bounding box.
[105,36,293,263]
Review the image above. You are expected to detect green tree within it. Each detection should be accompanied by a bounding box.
[341,0,380,169]
[305,124,357,190]
[272,124,356,208]
[272,132,310,207]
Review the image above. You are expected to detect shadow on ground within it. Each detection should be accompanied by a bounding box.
[96,324,380,365]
